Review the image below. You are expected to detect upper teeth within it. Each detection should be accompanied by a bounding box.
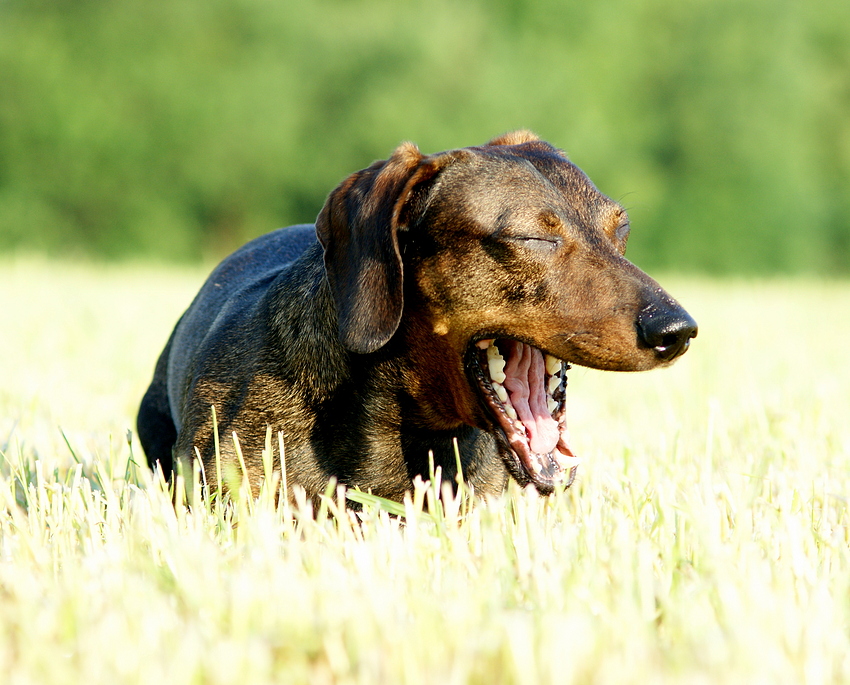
[487,344,507,383]
[479,339,566,422]
[476,339,578,478]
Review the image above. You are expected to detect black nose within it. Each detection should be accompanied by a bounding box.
[637,304,698,362]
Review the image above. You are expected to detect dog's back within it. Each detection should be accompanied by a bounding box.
[138,223,317,472]
[178,223,316,337]
[167,223,317,428]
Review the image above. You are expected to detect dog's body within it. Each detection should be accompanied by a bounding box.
[138,131,696,501]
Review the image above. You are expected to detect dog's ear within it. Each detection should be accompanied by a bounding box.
[486,130,540,146]
[316,142,425,354]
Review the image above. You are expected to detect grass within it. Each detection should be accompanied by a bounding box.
[1,258,849,684]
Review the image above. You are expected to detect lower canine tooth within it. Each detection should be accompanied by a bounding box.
[545,354,561,375]
[558,455,581,469]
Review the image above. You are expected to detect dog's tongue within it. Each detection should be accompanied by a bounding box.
[502,341,560,455]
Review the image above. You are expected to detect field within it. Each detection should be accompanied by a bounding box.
[1,259,849,684]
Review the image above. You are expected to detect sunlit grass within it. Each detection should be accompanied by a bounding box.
[1,259,849,683]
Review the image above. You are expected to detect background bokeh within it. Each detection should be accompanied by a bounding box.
[1,0,848,274]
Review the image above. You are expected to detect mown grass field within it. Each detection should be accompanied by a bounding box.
[1,259,849,684]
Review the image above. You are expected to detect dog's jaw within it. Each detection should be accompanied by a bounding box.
[467,338,580,493]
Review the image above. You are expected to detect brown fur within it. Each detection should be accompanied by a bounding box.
[137,132,696,502]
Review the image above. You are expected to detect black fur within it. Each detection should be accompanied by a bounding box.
[137,133,696,502]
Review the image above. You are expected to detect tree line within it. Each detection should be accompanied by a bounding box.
[1,0,848,273]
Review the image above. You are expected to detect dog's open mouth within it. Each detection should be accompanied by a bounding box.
[469,339,579,493]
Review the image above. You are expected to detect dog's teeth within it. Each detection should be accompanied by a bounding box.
[556,454,581,469]
[547,397,557,414]
[493,382,509,403]
[547,375,560,394]
[545,354,561,375]
[505,404,518,420]
[476,339,495,349]
[487,345,507,383]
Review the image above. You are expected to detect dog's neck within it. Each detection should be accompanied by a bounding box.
[262,245,507,496]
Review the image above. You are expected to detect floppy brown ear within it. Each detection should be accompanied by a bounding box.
[486,130,540,146]
[315,142,424,354]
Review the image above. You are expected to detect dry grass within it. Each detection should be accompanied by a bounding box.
[1,258,849,684]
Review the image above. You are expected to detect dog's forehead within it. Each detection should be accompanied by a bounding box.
[432,147,615,226]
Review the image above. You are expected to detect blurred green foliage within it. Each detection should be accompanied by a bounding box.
[1,0,848,273]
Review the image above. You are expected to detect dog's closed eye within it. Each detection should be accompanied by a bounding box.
[509,236,562,254]
[517,236,560,246]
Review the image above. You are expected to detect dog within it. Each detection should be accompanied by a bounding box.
[137,131,697,502]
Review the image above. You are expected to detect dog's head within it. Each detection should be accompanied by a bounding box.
[316,131,697,493]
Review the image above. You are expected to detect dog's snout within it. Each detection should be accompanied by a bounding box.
[637,303,698,362]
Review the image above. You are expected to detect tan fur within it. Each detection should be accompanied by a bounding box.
[138,134,696,503]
